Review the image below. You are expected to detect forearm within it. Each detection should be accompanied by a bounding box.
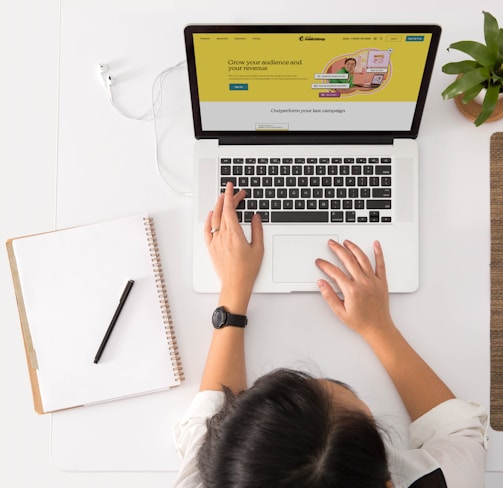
[199,289,250,393]
[363,322,455,422]
[200,327,246,393]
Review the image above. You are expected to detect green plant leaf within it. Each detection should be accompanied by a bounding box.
[441,67,491,99]
[483,11,500,54]
[448,40,498,67]
[499,28,503,57]
[462,84,484,103]
[442,60,480,74]
[474,82,501,126]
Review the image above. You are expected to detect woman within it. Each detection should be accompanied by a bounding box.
[173,182,487,487]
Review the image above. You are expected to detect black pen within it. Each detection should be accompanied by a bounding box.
[94,279,135,364]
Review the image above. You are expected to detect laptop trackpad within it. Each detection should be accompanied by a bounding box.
[273,235,339,283]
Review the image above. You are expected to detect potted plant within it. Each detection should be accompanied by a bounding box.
[441,11,503,126]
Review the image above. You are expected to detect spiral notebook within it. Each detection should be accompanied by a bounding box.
[6,215,184,414]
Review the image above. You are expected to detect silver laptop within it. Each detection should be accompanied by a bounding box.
[184,24,441,293]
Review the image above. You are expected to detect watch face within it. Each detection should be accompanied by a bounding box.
[212,307,227,329]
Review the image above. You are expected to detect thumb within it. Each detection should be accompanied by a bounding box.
[250,213,264,252]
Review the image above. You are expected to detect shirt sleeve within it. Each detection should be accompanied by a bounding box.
[172,390,225,488]
[408,399,488,488]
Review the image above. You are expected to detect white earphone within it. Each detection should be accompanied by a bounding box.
[97,63,155,121]
[97,61,186,121]
[98,64,114,94]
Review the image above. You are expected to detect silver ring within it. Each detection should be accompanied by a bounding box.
[210,227,220,234]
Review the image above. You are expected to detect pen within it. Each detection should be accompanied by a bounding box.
[94,279,135,364]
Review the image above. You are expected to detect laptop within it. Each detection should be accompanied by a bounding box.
[184,24,441,293]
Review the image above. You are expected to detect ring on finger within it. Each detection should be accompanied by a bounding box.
[210,227,220,234]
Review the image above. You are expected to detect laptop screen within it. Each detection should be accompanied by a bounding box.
[184,25,441,141]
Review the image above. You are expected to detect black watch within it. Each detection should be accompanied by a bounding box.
[212,306,248,329]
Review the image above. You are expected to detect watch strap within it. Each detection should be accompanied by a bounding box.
[224,311,248,327]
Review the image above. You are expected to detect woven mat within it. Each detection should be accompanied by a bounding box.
[491,132,503,430]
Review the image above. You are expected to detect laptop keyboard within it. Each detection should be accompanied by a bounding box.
[219,156,392,224]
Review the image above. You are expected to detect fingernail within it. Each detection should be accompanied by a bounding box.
[317,279,326,289]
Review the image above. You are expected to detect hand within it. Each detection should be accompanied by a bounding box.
[204,182,264,313]
[315,239,393,340]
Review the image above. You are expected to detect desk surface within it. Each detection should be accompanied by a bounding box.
[2,1,503,486]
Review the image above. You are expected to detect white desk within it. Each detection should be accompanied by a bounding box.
[2,1,503,486]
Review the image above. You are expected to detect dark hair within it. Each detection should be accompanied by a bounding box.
[198,369,390,487]
[345,57,357,64]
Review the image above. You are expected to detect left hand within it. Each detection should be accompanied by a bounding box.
[204,182,264,313]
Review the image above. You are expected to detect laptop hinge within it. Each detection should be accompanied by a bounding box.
[218,134,395,146]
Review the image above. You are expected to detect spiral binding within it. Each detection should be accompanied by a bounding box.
[144,216,185,382]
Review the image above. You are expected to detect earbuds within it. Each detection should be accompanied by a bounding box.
[98,63,114,96]
[96,60,186,121]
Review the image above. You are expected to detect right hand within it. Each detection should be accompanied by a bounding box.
[315,239,394,339]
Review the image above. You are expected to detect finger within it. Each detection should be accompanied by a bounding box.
[250,213,264,251]
[343,240,374,276]
[220,182,240,230]
[211,192,225,230]
[373,240,387,281]
[317,279,346,318]
[204,211,214,247]
[326,239,362,279]
[315,258,351,291]
[232,188,247,208]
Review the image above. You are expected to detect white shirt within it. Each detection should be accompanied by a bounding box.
[172,391,488,488]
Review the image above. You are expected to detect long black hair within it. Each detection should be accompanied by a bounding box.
[198,368,391,487]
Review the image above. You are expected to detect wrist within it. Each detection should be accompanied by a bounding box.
[218,287,252,315]
[360,319,398,348]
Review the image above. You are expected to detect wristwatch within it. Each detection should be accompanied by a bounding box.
[212,306,248,329]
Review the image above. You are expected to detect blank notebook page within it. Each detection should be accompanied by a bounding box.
[10,215,181,412]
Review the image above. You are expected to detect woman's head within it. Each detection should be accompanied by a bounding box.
[198,369,390,487]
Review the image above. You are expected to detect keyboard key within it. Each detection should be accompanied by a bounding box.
[367,200,391,209]
[272,211,329,223]
[375,165,392,175]
[265,188,276,198]
[257,211,270,222]
[346,211,356,222]
[330,211,344,222]
[221,177,237,186]
[372,188,391,198]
